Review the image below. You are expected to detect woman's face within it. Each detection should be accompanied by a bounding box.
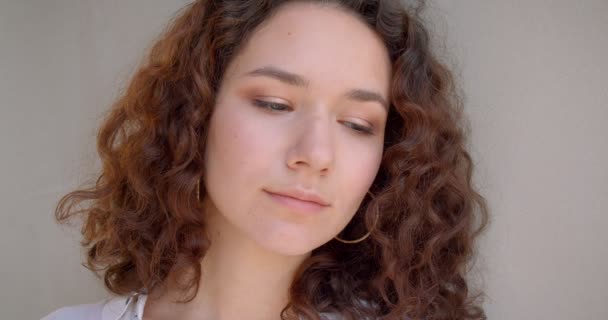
[202,2,391,256]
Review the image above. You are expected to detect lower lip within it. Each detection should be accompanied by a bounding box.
[264,191,327,214]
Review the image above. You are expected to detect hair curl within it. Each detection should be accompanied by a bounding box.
[55,0,490,319]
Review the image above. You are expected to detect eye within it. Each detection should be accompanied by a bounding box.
[252,99,375,136]
[252,99,290,112]
[341,121,374,136]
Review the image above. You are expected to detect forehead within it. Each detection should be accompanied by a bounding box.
[223,2,391,97]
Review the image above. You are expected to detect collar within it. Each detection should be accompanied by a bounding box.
[101,291,148,320]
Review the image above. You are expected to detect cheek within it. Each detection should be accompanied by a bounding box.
[204,101,278,196]
[336,143,383,218]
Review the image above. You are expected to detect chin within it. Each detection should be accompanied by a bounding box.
[251,231,324,257]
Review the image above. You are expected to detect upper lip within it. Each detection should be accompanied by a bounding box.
[265,188,330,206]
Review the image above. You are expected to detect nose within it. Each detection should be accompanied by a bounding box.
[286,113,334,175]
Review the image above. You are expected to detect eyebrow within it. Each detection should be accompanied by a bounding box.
[243,65,389,111]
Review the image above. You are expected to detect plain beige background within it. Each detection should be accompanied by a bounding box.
[0,0,606,319]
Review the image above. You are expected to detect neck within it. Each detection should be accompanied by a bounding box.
[145,199,309,320]
[196,206,309,320]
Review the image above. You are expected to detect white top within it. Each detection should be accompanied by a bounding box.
[41,292,376,320]
[41,292,147,320]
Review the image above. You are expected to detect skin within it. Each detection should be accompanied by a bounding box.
[143,2,391,319]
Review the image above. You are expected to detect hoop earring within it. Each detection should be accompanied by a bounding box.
[196,178,200,202]
[334,191,378,244]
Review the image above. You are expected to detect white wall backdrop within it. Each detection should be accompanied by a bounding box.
[0,1,606,319]
[430,1,608,319]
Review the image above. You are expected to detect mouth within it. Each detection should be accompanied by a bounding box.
[263,190,329,214]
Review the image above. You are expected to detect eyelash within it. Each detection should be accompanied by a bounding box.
[252,99,374,135]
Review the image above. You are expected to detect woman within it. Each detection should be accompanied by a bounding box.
[43,0,489,319]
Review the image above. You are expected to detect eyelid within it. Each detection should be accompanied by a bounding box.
[252,98,291,111]
[345,116,374,129]
[252,94,292,106]
[341,120,375,135]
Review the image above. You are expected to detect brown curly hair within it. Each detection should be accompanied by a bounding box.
[54,0,490,319]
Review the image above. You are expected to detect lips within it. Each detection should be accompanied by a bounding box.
[264,188,330,214]
[264,188,330,207]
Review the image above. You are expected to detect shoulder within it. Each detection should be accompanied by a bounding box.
[40,298,107,320]
[40,292,146,320]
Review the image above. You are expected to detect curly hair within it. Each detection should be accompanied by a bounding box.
[54,0,490,319]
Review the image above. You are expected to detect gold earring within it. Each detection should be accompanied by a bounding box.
[196,178,200,202]
[334,191,379,244]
